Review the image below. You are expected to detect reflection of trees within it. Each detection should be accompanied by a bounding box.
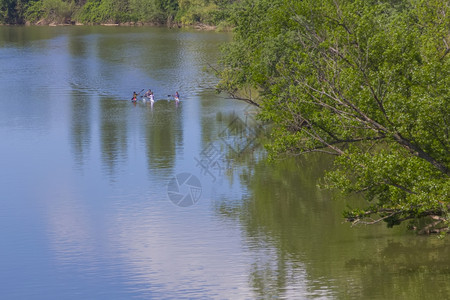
[67,27,87,57]
[198,105,261,154]
[0,26,59,47]
[216,154,334,298]
[70,94,91,168]
[198,90,252,144]
[248,246,293,299]
[95,28,179,70]
[194,103,262,183]
[204,110,237,144]
[68,32,92,168]
[344,239,450,299]
[145,101,183,175]
[100,99,128,176]
[214,154,450,299]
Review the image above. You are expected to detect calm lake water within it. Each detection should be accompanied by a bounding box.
[0,26,448,299]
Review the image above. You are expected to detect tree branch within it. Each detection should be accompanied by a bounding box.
[226,93,260,107]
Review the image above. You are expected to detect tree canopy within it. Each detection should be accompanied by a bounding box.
[0,0,237,25]
[217,0,449,234]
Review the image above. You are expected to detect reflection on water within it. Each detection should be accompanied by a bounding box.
[70,93,92,168]
[144,100,183,175]
[216,154,450,299]
[0,26,449,299]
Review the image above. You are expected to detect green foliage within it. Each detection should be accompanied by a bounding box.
[41,0,75,22]
[76,0,132,23]
[218,0,450,234]
[1,0,238,25]
[74,0,102,23]
[24,0,43,22]
[2,0,75,24]
[176,0,234,25]
[1,0,12,22]
[1,0,30,23]
[11,0,76,23]
[128,0,165,23]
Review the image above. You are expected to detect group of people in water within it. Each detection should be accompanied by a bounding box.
[132,89,180,102]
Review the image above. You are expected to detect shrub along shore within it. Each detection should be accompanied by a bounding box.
[0,0,235,30]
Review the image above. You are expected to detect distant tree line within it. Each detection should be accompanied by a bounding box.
[0,0,236,26]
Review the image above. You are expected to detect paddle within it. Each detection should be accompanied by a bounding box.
[168,93,180,100]
[131,89,145,101]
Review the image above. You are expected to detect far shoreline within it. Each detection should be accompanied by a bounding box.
[0,20,229,32]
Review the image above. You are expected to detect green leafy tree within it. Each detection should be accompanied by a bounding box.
[1,0,15,23]
[128,0,164,22]
[76,0,132,23]
[1,0,29,23]
[3,0,238,25]
[157,0,178,23]
[217,0,450,234]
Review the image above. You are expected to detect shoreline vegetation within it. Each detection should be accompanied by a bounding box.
[19,20,220,31]
[0,0,235,31]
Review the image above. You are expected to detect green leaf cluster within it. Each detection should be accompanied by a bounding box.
[1,0,28,23]
[218,0,450,234]
[75,0,133,23]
